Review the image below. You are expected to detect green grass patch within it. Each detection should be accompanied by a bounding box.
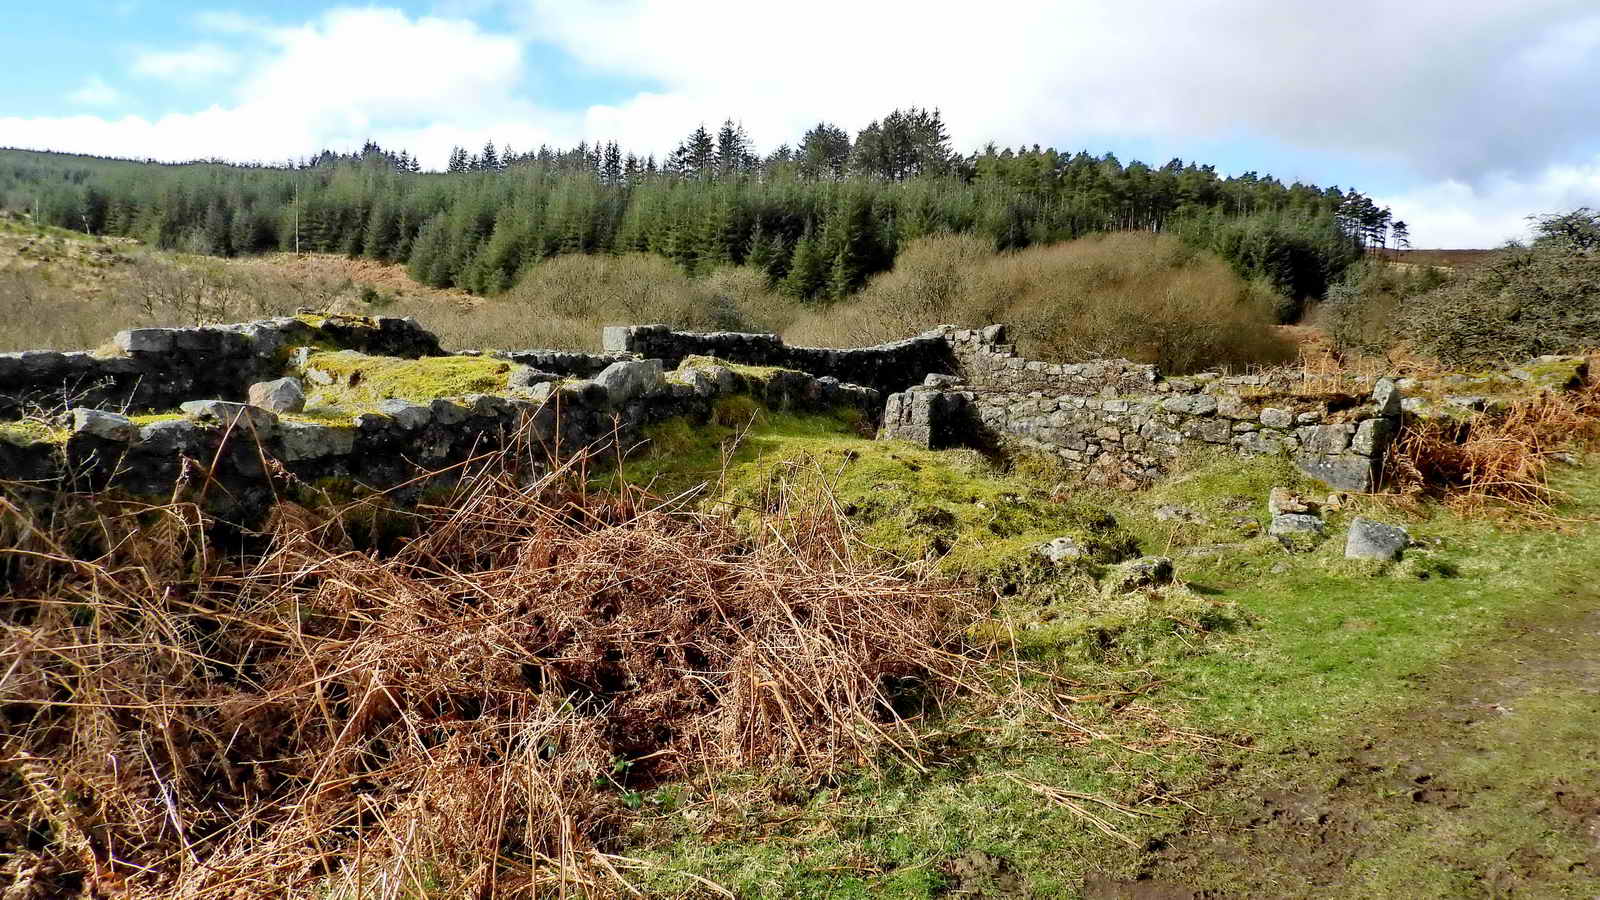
[612,407,1138,588]
[606,431,1600,898]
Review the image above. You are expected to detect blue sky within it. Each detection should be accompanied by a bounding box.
[4,0,1600,247]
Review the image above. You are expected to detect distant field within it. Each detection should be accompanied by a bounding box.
[1374,247,1499,268]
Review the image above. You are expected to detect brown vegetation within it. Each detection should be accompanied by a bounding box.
[784,233,1294,373]
[0,440,984,898]
[1387,377,1600,514]
[3,227,1298,376]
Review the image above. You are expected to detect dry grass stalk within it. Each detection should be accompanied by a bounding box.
[1,434,985,899]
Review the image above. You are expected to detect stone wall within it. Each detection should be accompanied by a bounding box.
[1,356,880,525]
[0,315,442,420]
[0,315,1427,510]
[586,322,1405,490]
[884,325,1403,491]
[600,324,956,396]
[484,348,636,378]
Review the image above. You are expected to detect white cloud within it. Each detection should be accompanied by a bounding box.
[132,44,240,80]
[1378,158,1600,248]
[506,0,1600,181]
[4,8,571,168]
[7,0,1600,245]
[67,76,121,107]
[190,9,262,34]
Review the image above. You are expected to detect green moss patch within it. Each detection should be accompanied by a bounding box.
[612,406,1137,589]
[676,354,786,381]
[298,350,511,407]
[0,420,67,446]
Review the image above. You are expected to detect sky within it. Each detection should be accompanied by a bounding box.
[3,1,1599,248]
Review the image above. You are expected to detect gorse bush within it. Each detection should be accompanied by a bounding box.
[787,232,1294,373]
[1319,259,1451,356]
[1326,209,1600,365]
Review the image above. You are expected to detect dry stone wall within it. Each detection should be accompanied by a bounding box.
[592,322,1403,491]
[2,354,880,525]
[0,315,442,420]
[601,324,956,395]
[0,315,1441,520]
[886,325,1403,491]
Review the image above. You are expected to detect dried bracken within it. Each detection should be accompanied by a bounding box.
[1,442,983,899]
[1387,377,1600,515]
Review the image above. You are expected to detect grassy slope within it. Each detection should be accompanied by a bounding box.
[605,412,1600,898]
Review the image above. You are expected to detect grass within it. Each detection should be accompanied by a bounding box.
[606,431,1600,897]
[611,409,1138,588]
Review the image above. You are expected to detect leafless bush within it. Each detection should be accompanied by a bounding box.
[786,232,1295,372]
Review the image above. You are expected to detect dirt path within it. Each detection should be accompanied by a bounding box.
[1089,586,1600,898]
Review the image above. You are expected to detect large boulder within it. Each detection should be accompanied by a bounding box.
[114,328,177,354]
[277,421,356,462]
[1372,378,1403,416]
[247,377,306,413]
[1268,513,1324,536]
[1296,453,1379,493]
[180,399,279,435]
[1268,487,1317,518]
[1036,536,1084,563]
[1112,556,1175,591]
[70,408,136,443]
[377,398,432,430]
[594,359,666,405]
[1162,394,1218,416]
[1345,517,1409,561]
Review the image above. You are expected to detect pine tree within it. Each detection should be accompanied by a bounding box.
[481,141,500,171]
[822,191,883,297]
[667,125,716,178]
[781,225,827,300]
[715,119,751,177]
[602,141,623,185]
[1392,220,1410,250]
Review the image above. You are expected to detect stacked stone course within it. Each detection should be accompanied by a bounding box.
[0,315,442,419]
[5,314,1489,516]
[3,350,880,524]
[884,325,1402,491]
[601,324,955,395]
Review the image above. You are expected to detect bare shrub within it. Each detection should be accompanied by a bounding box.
[785,232,1294,372]
[0,250,329,351]
[385,254,794,351]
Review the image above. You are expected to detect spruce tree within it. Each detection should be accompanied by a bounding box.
[781,226,827,300]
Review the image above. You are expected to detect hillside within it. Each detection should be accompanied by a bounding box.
[0,221,1297,374]
[0,141,1375,306]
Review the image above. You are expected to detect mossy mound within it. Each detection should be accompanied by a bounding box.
[298,350,512,408]
[675,354,787,382]
[614,407,1138,591]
